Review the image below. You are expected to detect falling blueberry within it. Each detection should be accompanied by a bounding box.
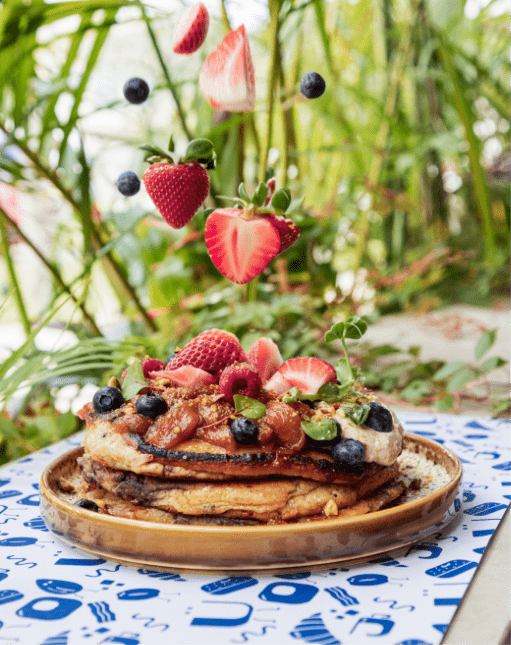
[123,77,150,104]
[300,72,326,99]
[116,171,141,196]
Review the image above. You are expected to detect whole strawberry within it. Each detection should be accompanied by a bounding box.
[141,138,215,229]
[166,329,247,373]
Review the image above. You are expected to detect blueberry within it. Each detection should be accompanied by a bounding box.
[123,77,150,104]
[307,419,342,448]
[136,393,167,419]
[331,438,366,468]
[92,386,124,414]
[116,171,140,196]
[300,72,326,99]
[74,499,99,512]
[364,402,393,433]
[230,417,258,445]
[166,352,177,365]
[301,399,316,409]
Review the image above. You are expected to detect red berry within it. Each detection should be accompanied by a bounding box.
[277,357,337,395]
[205,208,281,284]
[142,162,210,229]
[247,337,283,383]
[166,329,246,372]
[141,358,165,378]
[172,2,209,55]
[199,25,255,112]
[218,363,262,404]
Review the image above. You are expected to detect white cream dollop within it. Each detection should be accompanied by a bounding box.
[333,404,403,466]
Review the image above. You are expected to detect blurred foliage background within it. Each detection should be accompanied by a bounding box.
[0,0,508,462]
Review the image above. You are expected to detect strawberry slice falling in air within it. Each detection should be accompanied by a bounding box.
[172,2,209,54]
[199,24,255,112]
[204,181,301,284]
[205,208,280,284]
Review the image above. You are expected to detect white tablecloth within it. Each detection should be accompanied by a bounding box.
[0,412,508,645]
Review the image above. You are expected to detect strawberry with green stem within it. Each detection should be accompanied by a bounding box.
[204,179,302,284]
[142,138,216,229]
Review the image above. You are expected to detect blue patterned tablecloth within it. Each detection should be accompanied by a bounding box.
[0,412,508,645]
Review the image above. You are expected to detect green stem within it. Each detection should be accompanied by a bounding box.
[258,0,281,182]
[0,120,158,333]
[341,337,354,382]
[139,2,192,141]
[0,218,31,335]
[0,207,102,337]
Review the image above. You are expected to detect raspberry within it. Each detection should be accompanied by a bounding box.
[218,363,262,404]
[166,329,246,372]
[141,357,165,377]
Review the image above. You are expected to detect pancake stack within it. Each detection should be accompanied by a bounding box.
[68,331,405,526]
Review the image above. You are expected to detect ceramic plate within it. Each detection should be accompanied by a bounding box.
[40,433,462,574]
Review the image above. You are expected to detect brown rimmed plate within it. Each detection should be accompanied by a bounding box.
[40,433,462,575]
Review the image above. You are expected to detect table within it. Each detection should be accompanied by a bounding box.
[0,412,508,645]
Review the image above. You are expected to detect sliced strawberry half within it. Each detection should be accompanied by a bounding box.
[205,208,280,284]
[149,365,216,387]
[173,2,209,55]
[199,24,255,112]
[247,337,283,383]
[166,329,246,372]
[277,357,337,395]
[263,370,293,395]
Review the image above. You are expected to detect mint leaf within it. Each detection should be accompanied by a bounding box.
[480,356,506,373]
[233,395,266,419]
[317,381,351,403]
[122,361,146,400]
[344,316,368,340]
[342,403,370,425]
[301,418,338,441]
[336,359,352,383]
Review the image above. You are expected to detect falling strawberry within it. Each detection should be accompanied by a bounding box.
[204,181,301,284]
[199,24,255,112]
[205,208,281,284]
[172,2,209,55]
[141,138,215,229]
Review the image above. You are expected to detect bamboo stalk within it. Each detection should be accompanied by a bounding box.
[258,0,281,183]
[0,217,31,335]
[139,2,192,141]
[0,207,103,336]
